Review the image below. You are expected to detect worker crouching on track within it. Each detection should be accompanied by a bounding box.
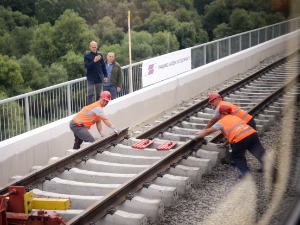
[69,91,120,150]
[205,93,256,130]
[192,105,265,178]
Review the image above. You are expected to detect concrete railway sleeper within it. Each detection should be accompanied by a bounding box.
[0,51,299,225]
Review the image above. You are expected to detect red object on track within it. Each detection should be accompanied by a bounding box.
[131,139,154,149]
[156,142,177,150]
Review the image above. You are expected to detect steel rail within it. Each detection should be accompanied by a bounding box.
[66,139,205,225]
[0,128,129,195]
[1,51,299,224]
[67,52,300,225]
[137,50,300,142]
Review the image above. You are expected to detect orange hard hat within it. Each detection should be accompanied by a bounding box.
[208,93,221,102]
[219,104,232,114]
[100,91,111,101]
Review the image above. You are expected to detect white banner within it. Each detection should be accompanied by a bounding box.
[142,49,191,87]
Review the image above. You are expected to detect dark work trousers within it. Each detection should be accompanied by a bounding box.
[247,117,257,130]
[229,117,257,162]
[231,132,266,175]
[87,81,103,105]
[69,120,95,149]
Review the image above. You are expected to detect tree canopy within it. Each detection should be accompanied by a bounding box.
[0,0,289,98]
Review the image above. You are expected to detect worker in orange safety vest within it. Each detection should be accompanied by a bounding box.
[69,91,120,149]
[204,93,256,130]
[191,104,266,178]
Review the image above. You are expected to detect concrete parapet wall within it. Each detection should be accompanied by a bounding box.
[0,30,299,187]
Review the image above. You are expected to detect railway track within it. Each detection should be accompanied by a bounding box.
[1,51,299,225]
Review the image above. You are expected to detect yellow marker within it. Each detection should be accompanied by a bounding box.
[24,191,70,213]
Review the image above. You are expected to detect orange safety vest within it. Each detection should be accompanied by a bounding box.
[218,101,252,123]
[218,114,256,144]
[72,101,103,129]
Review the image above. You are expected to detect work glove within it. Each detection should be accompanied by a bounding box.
[202,139,207,145]
[189,136,198,142]
[110,125,120,135]
[217,141,228,148]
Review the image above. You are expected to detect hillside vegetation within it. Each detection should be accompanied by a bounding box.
[0,0,288,98]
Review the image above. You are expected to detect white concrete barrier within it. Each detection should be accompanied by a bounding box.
[0,30,299,187]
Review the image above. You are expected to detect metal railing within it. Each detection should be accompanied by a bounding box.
[1,17,299,141]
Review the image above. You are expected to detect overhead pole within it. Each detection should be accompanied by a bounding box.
[128,11,133,93]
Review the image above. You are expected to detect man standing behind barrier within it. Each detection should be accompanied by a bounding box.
[205,93,256,130]
[69,91,120,150]
[104,52,123,100]
[192,105,265,178]
[84,41,108,104]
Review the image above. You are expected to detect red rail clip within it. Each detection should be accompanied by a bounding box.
[156,141,177,150]
[131,139,154,149]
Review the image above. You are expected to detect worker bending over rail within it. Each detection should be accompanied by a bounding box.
[69,91,120,149]
[192,105,265,178]
[205,93,256,130]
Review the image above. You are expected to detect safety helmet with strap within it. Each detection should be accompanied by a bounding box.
[219,104,232,114]
[101,91,111,101]
[208,93,221,102]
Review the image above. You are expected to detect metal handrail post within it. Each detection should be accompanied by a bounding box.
[67,84,71,116]
[25,96,30,131]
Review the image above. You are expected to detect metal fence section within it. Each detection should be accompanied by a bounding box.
[1,18,299,141]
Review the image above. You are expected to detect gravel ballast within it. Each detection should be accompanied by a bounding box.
[145,53,300,225]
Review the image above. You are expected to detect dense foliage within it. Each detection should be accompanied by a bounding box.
[0,0,288,99]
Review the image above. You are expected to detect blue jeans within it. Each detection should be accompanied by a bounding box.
[103,84,118,100]
[87,80,103,104]
[231,132,265,175]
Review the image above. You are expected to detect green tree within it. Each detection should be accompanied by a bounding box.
[203,0,230,39]
[158,0,193,12]
[249,11,267,28]
[122,31,153,64]
[52,9,97,58]
[93,16,125,45]
[174,22,196,49]
[0,96,25,139]
[152,31,179,56]
[44,63,68,86]
[0,91,8,101]
[143,12,180,33]
[72,0,115,25]
[231,0,256,11]
[174,7,192,22]
[0,32,12,56]
[11,26,34,58]
[0,54,24,96]
[194,0,214,15]
[229,8,255,34]
[61,51,85,80]
[264,12,285,24]
[212,23,232,39]
[35,0,65,24]
[1,0,35,17]
[30,22,57,66]
[112,2,137,31]
[139,0,162,21]
[0,6,36,31]
[196,28,209,44]
[18,54,46,90]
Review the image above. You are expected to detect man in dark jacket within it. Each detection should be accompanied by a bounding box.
[104,52,124,100]
[84,41,108,104]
